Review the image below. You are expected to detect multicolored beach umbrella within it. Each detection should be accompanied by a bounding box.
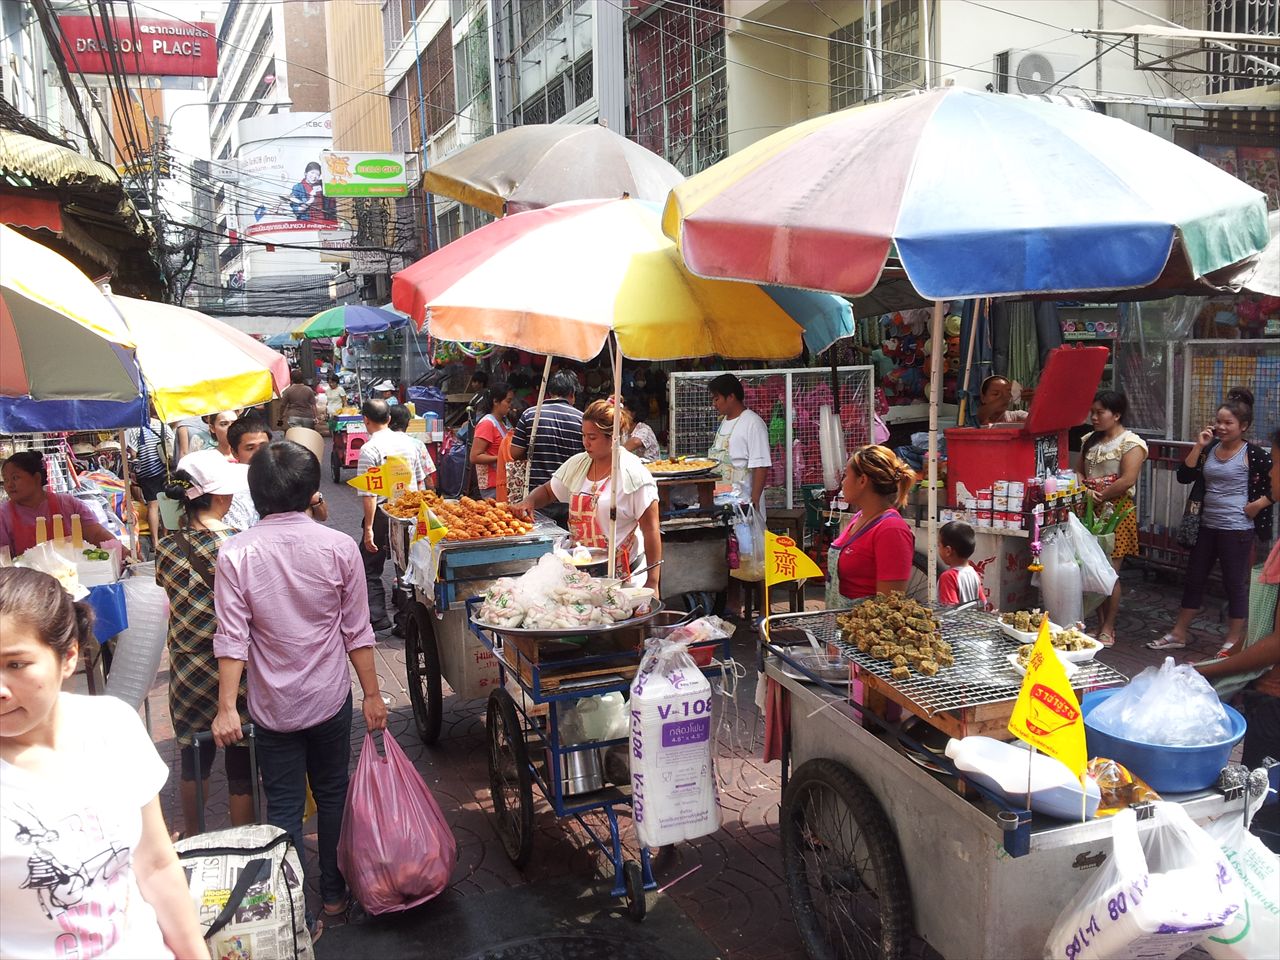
[391,198,853,362]
[662,88,1269,300]
[291,304,409,340]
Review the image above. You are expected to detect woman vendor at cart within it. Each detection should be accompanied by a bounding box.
[0,452,118,556]
[832,445,916,601]
[517,400,662,592]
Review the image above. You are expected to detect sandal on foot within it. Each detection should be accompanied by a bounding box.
[1097,632,1115,648]
[1216,643,1238,659]
[309,917,324,945]
[1147,634,1185,650]
[322,898,351,919]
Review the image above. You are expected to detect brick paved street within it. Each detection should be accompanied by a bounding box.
[118,440,1235,959]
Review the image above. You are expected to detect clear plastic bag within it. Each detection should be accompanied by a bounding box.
[732,503,766,582]
[1066,513,1119,598]
[1089,657,1232,746]
[1044,802,1242,960]
[1202,789,1280,959]
[337,731,456,914]
[1039,534,1083,629]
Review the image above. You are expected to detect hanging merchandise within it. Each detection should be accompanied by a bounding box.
[457,341,497,359]
[629,635,722,848]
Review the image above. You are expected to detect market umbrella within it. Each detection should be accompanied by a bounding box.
[662,88,1270,596]
[0,223,145,432]
[391,198,853,362]
[422,123,685,217]
[291,304,408,340]
[108,296,292,422]
[662,88,1268,299]
[392,196,852,578]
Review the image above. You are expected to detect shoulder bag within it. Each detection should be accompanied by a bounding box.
[174,526,217,591]
[1176,441,1216,549]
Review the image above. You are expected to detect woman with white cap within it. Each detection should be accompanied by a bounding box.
[154,449,253,837]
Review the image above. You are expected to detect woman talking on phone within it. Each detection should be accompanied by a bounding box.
[1153,387,1274,653]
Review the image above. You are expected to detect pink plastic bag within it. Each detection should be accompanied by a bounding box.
[337,731,456,914]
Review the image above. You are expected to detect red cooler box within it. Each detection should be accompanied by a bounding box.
[945,345,1108,504]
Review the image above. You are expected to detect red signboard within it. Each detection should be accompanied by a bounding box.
[57,16,218,78]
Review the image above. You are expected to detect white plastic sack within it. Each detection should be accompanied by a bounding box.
[629,637,721,848]
[1066,514,1119,598]
[1039,534,1083,629]
[1202,799,1280,959]
[1089,657,1232,747]
[1044,802,1242,960]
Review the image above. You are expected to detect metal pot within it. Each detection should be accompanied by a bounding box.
[567,547,610,578]
[556,746,605,796]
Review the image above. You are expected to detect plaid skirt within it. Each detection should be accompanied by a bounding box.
[169,647,249,747]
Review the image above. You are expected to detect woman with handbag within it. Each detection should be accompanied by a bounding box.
[155,450,253,837]
[1079,391,1148,647]
[1154,387,1274,652]
[470,381,514,500]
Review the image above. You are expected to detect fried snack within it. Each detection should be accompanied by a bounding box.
[646,458,717,474]
[1051,627,1094,651]
[385,490,536,541]
[835,593,945,679]
[1000,609,1046,633]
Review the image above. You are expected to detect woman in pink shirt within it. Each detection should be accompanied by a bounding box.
[832,445,916,601]
[1,452,117,557]
[212,440,386,933]
[470,381,514,499]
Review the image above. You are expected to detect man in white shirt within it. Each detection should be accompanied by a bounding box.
[707,373,772,516]
[358,399,429,631]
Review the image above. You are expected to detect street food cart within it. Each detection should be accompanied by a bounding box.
[466,597,731,920]
[760,604,1249,958]
[384,505,566,743]
[329,414,368,483]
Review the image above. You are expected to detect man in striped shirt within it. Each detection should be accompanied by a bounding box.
[126,418,170,549]
[510,370,583,527]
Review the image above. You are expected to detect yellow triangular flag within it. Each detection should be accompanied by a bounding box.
[347,455,412,496]
[413,502,448,544]
[1007,616,1088,781]
[764,529,823,591]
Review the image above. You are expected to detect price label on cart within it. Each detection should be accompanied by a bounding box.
[348,456,413,497]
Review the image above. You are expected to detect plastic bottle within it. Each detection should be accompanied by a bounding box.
[52,514,65,544]
[71,514,84,549]
[35,516,48,545]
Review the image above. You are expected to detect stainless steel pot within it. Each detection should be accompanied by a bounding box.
[556,747,605,796]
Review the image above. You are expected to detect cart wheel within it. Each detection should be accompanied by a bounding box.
[781,759,912,960]
[623,859,646,922]
[405,604,443,744]
[487,689,534,868]
[904,553,930,605]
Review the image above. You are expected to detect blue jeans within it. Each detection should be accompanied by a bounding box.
[255,692,352,904]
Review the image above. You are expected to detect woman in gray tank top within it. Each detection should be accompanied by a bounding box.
[1154,387,1275,653]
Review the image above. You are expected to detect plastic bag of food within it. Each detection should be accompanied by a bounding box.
[732,503,766,582]
[1066,513,1119,598]
[338,731,456,914]
[1039,534,1083,629]
[1044,802,1241,960]
[1089,657,1232,746]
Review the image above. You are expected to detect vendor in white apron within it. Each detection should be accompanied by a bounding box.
[517,400,662,592]
[707,374,772,518]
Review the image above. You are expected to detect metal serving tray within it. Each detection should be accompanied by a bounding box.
[768,606,1127,718]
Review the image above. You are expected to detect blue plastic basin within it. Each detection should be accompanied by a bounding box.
[1082,689,1246,794]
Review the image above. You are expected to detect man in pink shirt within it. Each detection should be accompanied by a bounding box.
[212,440,387,926]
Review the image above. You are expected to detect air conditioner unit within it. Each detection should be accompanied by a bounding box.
[993,50,1086,95]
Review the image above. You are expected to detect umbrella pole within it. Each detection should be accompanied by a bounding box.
[830,346,840,418]
[608,336,622,580]
[957,299,984,427]
[927,300,945,604]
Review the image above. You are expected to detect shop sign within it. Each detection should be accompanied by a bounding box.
[320,152,409,197]
[57,16,218,78]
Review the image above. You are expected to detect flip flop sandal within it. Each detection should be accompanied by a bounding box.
[309,917,324,945]
[1216,644,1238,659]
[1097,632,1115,648]
[1147,634,1185,650]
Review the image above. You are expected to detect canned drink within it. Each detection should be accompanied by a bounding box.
[1008,481,1025,498]
[976,509,994,527]
[993,480,1010,497]
[993,495,1009,512]
[1007,496,1024,513]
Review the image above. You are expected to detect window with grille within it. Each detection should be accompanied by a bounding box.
[1206,0,1279,93]
[880,0,922,92]
[390,77,411,153]
[506,1,595,125]
[382,1,404,55]
[627,0,726,176]
[828,21,863,111]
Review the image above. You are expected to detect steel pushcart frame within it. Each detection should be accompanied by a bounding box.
[466,595,732,921]
[760,606,1251,959]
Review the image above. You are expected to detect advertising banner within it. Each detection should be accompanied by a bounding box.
[236,113,341,239]
[320,152,409,197]
[57,16,218,78]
